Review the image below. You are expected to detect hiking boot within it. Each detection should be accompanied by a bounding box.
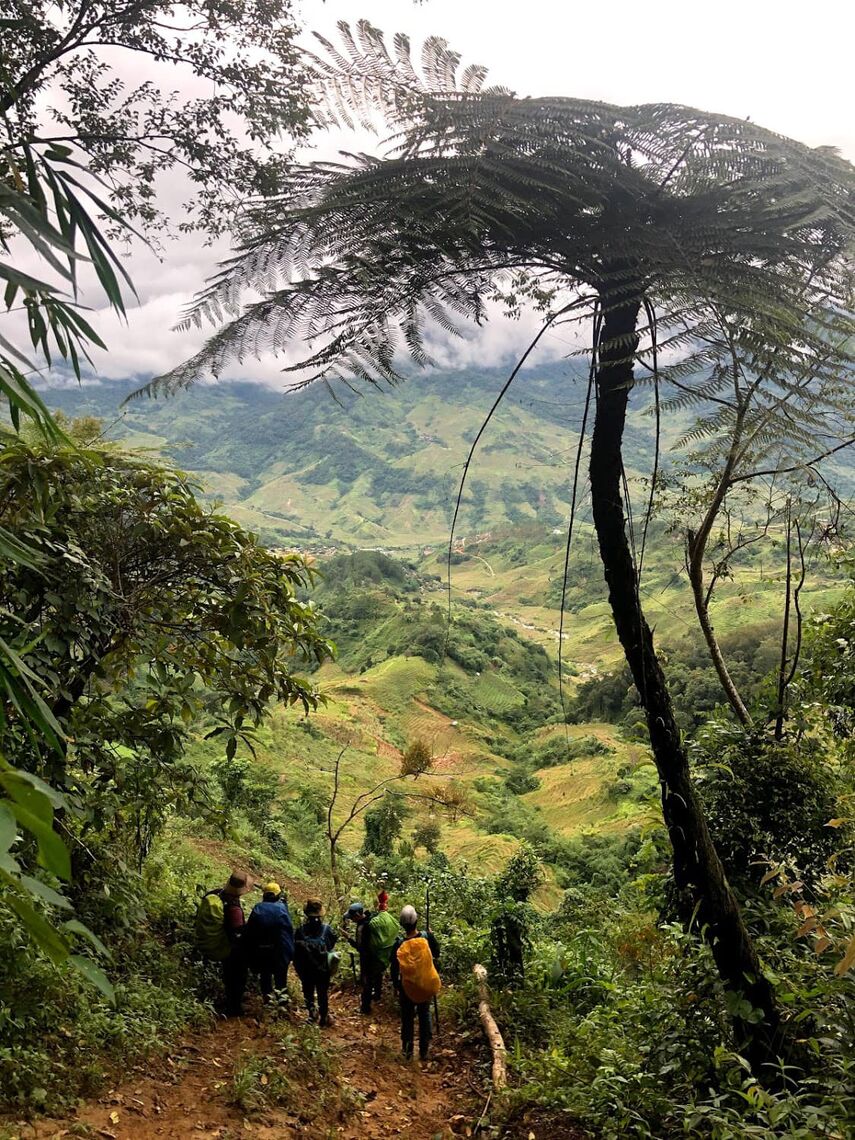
[306,1007,317,1023]
[402,1047,414,1062]
[419,1048,430,1063]
[319,1013,334,1028]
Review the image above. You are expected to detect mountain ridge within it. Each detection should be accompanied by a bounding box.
[41,362,662,549]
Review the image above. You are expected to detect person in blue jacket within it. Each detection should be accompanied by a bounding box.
[244,881,294,1002]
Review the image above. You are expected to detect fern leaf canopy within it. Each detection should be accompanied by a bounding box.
[137,21,855,424]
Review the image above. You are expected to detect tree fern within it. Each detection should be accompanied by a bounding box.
[133,24,855,1068]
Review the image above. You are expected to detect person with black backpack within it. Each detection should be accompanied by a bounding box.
[293,897,338,1027]
[244,882,295,1003]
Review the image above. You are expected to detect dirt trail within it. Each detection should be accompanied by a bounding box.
[21,984,484,1140]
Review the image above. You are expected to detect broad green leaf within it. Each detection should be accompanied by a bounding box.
[18,873,73,910]
[0,763,65,810]
[7,800,71,881]
[2,890,70,964]
[0,761,65,816]
[0,801,17,853]
[63,918,111,959]
[68,955,115,1003]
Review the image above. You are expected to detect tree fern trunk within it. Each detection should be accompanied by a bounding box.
[588,288,782,1072]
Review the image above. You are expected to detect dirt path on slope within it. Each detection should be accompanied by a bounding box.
[19,984,485,1140]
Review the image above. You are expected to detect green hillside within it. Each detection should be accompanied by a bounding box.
[42,366,655,547]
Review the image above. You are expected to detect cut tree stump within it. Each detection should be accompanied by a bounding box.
[473,963,507,1090]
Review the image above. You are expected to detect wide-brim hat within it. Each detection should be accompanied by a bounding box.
[304,897,325,917]
[224,872,253,896]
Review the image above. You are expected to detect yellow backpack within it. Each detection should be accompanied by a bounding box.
[397,935,441,1004]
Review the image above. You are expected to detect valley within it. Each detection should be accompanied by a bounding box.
[42,374,849,895]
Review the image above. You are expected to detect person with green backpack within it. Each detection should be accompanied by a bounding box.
[195,870,253,1017]
[293,897,338,1027]
[344,898,399,1015]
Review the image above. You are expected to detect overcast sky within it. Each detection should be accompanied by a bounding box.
[80,0,855,385]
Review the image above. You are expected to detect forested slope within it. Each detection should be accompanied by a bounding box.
[42,365,655,547]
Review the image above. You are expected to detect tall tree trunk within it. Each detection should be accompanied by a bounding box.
[588,288,782,1072]
[774,500,794,741]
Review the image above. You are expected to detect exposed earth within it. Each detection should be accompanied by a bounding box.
[16,983,487,1140]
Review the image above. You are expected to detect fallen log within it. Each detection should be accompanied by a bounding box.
[473,963,507,1090]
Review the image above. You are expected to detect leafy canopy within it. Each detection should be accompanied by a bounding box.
[0,436,330,963]
[0,0,311,990]
[1,0,309,236]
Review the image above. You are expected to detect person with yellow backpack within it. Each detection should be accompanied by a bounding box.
[390,904,441,1062]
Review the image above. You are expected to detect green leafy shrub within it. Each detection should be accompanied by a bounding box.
[228,1022,352,1122]
[531,734,614,769]
[505,770,542,795]
[694,723,847,885]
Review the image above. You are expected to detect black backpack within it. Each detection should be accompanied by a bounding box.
[299,923,332,976]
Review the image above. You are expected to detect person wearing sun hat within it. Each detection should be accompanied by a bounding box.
[220,871,253,1016]
[294,897,338,1026]
[245,880,294,1003]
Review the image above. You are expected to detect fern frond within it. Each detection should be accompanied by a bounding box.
[136,23,855,417]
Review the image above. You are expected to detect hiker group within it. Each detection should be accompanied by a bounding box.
[196,874,441,1061]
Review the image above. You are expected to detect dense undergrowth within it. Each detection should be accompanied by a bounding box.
[1,468,853,1137]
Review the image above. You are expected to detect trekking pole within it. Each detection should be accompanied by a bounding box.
[426,883,441,1036]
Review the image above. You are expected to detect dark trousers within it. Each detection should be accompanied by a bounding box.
[300,974,330,1022]
[399,991,432,1058]
[222,949,248,1016]
[360,962,383,1014]
[256,952,289,998]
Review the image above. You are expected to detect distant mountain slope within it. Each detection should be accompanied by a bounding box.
[43,368,852,676]
[42,364,663,548]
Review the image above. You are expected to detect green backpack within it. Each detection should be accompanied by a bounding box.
[365,910,399,969]
[195,891,231,961]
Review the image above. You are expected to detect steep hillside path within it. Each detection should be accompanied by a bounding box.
[24,986,485,1140]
